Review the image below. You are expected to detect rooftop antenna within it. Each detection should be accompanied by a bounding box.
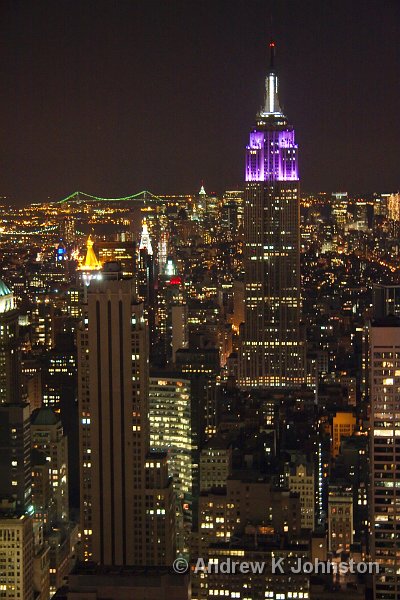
[269,40,276,72]
[269,1,275,72]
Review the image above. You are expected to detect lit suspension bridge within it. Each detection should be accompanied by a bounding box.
[0,190,165,236]
[57,189,164,204]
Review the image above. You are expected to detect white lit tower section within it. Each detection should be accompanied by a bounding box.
[158,229,168,274]
[239,42,305,388]
[138,218,156,352]
[139,218,154,256]
[198,184,207,219]
[370,316,400,600]
[157,258,186,365]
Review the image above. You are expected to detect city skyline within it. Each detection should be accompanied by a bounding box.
[1,0,400,202]
[0,3,400,599]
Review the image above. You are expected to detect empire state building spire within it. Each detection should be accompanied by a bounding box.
[259,41,284,118]
[239,42,305,388]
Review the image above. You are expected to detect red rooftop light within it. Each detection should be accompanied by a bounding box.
[170,276,182,285]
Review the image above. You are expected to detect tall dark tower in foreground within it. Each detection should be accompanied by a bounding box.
[239,43,305,388]
[78,266,175,566]
[0,280,22,403]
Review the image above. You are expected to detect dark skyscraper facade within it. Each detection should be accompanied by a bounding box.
[239,43,305,388]
[0,281,22,404]
[0,403,32,514]
[78,267,175,566]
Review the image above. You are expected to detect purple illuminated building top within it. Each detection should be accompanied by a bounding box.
[245,43,298,182]
[240,42,304,389]
[246,129,298,182]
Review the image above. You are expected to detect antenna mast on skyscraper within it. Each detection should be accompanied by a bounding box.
[269,40,276,71]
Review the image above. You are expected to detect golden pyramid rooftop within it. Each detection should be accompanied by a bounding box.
[78,235,102,270]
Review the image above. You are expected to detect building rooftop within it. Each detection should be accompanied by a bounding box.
[0,280,11,297]
[59,563,191,592]
[78,235,101,270]
[371,314,400,327]
[31,405,59,427]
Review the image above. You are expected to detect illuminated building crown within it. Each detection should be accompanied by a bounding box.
[245,41,298,183]
[79,235,101,271]
[0,280,14,313]
[139,218,153,255]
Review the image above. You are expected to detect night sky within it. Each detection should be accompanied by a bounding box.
[1,0,399,203]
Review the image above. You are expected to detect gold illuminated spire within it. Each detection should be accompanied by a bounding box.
[80,235,101,270]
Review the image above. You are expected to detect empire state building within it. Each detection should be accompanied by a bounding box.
[239,43,305,388]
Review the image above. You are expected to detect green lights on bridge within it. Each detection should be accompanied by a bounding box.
[57,190,163,204]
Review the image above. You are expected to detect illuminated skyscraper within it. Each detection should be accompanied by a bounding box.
[31,406,69,522]
[373,284,400,318]
[139,218,153,255]
[148,375,193,555]
[370,316,400,600]
[331,192,349,230]
[77,236,102,289]
[158,229,168,274]
[97,241,137,278]
[388,192,400,238]
[198,184,207,218]
[156,258,185,365]
[0,515,34,600]
[138,219,156,352]
[239,43,305,388]
[68,236,103,320]
[61,216,76,245]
